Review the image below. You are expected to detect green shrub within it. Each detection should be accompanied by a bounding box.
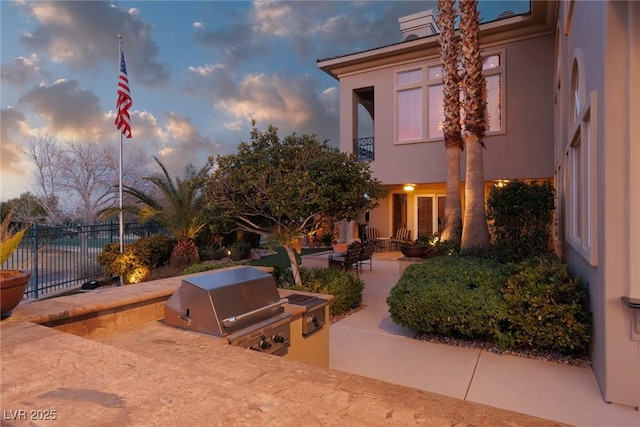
[211,247,228,260]
[501,257,591,354]
[135,234,176,267]
[487,180,556,262]
[96,243,121,276]
[282,267,365,315]
[424,238,459,258]
[319,232,334,247]
[229,242,252,261]
[387,257,508,339]
[96,235,177,283]
[97,242,151,284]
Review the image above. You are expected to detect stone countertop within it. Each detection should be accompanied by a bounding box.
[0,267,564,426]
[8,267,334,327]
[1,319,563,426]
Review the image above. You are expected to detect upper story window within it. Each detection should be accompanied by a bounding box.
[397,69,423,141]
[396,51,504,143]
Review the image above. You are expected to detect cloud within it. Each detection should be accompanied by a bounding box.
[18,79,105,140]
[15,78,170,155]
[0,54,47,86]
[193,20,268,68]
[207,72,338,145]
[0,107,32,175]
[157,113,222,175]
[249,1,437,60]
[184,64,237,100]
[17,1,169,86]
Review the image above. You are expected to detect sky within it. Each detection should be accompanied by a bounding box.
[0,0,531,202]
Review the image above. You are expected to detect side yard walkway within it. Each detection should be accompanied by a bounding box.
[329,258,640,427]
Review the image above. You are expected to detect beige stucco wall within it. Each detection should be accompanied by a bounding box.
[556,0,640,408]
[338,34,555,186]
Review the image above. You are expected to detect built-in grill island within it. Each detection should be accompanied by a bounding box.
[164,267,292,355]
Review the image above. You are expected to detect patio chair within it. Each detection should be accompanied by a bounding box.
[365,227,379,241]
[390,227,411,250]
[329,241,362,275]
[358,240,377,271]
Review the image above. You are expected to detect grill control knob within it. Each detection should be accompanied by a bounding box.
[259,337,272,350]
[272,334,285,343]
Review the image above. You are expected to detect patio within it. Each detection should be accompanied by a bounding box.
[332,254,639,426]
[1,255,638,426]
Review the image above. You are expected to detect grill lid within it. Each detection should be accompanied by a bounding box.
[164,266,287,337]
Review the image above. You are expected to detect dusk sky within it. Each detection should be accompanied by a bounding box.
[1,0,530,202]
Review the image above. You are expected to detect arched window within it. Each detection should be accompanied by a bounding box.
[565,50,597,265]
[570,60,581,124]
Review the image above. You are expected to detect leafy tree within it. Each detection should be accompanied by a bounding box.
[206,123,387,285]
[460,0,491,250]
[102,156,212,266]
[437,0,464,245]
[487,180,556,261]
[1,192,53,224]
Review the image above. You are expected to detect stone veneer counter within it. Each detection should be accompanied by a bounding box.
[0,269,564,426]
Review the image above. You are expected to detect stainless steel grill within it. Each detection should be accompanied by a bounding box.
[164,266,291,355]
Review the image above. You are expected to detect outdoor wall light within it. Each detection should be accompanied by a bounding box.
[403,184,415,192]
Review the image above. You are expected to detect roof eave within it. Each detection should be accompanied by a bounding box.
[318,0,558,80]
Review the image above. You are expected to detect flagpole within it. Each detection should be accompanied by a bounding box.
[118,35,124,286]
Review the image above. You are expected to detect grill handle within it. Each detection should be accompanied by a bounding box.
[222,298,288,329]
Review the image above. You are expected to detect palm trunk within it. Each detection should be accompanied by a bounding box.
[461,132,490,249]
[442,146,462,242]
[438,0,463,244]
[459,0,490,250]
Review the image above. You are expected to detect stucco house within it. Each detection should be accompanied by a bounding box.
[318,0,639,409]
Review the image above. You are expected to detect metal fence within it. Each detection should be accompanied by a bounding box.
[2,221,168,299]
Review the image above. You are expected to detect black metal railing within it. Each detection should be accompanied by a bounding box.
[353,136,375,162]
[2,221,168,299]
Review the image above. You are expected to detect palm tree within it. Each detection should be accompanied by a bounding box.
[459,0,490,250]
[105,156,212,266]
[437,0,463,245]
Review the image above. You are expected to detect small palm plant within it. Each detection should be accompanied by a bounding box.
[1,211,31,318]
[0,211,26,265]
[103,157,212,268]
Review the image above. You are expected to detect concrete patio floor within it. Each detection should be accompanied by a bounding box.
[330,253,640,426]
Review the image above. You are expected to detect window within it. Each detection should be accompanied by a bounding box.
[398,88,423,140]
[392,193,408,235]
[396,51,504,143]
[397,70,423,141]
[565,55,597,265]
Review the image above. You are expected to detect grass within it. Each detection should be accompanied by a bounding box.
[167,246,331,279]
[248,246,330,270]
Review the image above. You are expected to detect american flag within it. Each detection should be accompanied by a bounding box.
[115,48,132,138]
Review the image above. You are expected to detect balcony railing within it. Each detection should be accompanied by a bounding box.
[353,137,374,162]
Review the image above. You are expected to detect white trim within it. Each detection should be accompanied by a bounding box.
[412,193,442,237]
[565,90,598,266]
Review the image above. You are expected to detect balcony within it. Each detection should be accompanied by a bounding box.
[353,136,375,161]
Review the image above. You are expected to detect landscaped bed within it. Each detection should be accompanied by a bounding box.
[387,256,592,366]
